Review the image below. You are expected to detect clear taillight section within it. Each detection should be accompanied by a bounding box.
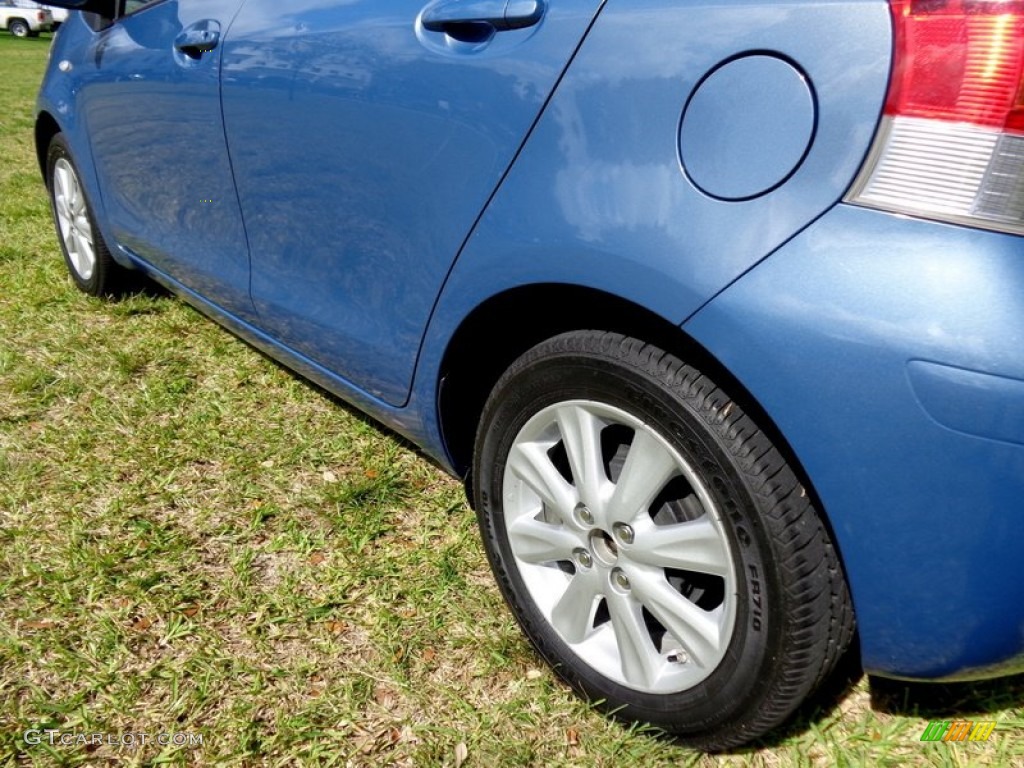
[847,0,1024,234]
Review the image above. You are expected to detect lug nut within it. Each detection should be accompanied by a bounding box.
[574,548,593,569]
[613,523,634,545]
[575,503,594,526]
[612,569,630,591]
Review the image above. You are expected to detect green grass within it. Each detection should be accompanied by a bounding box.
[1,31,1022,767]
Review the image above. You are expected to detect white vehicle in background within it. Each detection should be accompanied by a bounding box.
[0,0,57,36]
[38,3,67,27]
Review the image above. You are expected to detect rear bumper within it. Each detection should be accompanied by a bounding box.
[686,204,1024,680]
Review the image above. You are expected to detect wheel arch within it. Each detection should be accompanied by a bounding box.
[438,285,665,477]
[437,283,840,546]
[35,111,62,179]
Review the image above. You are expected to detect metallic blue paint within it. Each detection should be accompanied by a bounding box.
[907,361,1024,448]
[421,0,891,341]
[686,204,1024,679]
[77,1,254,318]
[34,0,1024,683]
[219,0,602,406]
[680,55,816,201]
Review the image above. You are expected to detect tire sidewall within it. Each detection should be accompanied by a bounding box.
[474,346,787,734]
[10,19,29,37]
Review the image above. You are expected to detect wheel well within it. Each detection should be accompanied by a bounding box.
[35,112,61,178]
[438,284,747,478]
[440,286,656,477]
[438,285,857,644]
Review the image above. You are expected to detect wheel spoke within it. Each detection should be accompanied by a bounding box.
[608,429,679,525]
[70,232,86,274]
[55,189,71,222]
[75,215,93,241]
[55,164,70,199]
[69,172,83,214]
[629,517,731,577]
[549,568,602,644]
[63,227,77,256]
[605,589,661,688]
[507,441,577,521]
[508,515,584,565]
[71,231,95,279]
[79,229,95,263]
[628,565,721,668]
[56,202,71,227]
[554,404,606,512]
[55,168,72,224]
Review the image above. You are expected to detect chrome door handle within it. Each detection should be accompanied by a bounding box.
[421,0,545,32]
[174,21,221,59]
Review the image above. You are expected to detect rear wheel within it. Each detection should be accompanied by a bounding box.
[47,134,131,297]
[9,19,29,38]
[473,331,853,749]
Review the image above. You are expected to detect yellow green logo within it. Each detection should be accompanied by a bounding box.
[920,721,996,742]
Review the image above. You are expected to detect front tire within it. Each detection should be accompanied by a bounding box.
[47,134,129,297]
[473,331,853,749]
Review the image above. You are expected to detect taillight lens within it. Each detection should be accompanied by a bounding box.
[848,0,1024,235]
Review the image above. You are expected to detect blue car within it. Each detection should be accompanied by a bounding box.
[35,0,1024,749]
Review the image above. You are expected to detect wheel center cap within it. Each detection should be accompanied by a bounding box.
[589,530,619,566]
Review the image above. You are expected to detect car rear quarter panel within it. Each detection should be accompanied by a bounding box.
[417,1,891,452]
[424,0,890,328]
[687,205,1024,680]
[420,0,891,391]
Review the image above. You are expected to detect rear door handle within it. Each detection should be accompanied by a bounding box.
[174,20,221,59]
[421,0,545,32]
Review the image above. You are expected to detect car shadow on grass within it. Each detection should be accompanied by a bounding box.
[714,637,1023,753]
[869,670,1024,720]
[742,636,868,751]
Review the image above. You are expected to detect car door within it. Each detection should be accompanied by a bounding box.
[221,0,604,406]
[78,0,252,317]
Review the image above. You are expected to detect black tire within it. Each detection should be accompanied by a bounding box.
[473,331,854,750]
[46,133,130,297]
[9,19,29,37]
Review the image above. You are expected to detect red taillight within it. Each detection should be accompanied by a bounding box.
[37,11,45,22]
[848,0,1024,234]
[886,0,1024,132]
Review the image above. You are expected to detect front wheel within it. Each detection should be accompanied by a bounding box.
[46,133,130,297]
[473,331,853,749]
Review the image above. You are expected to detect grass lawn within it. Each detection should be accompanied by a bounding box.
[1,31,1022,768]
